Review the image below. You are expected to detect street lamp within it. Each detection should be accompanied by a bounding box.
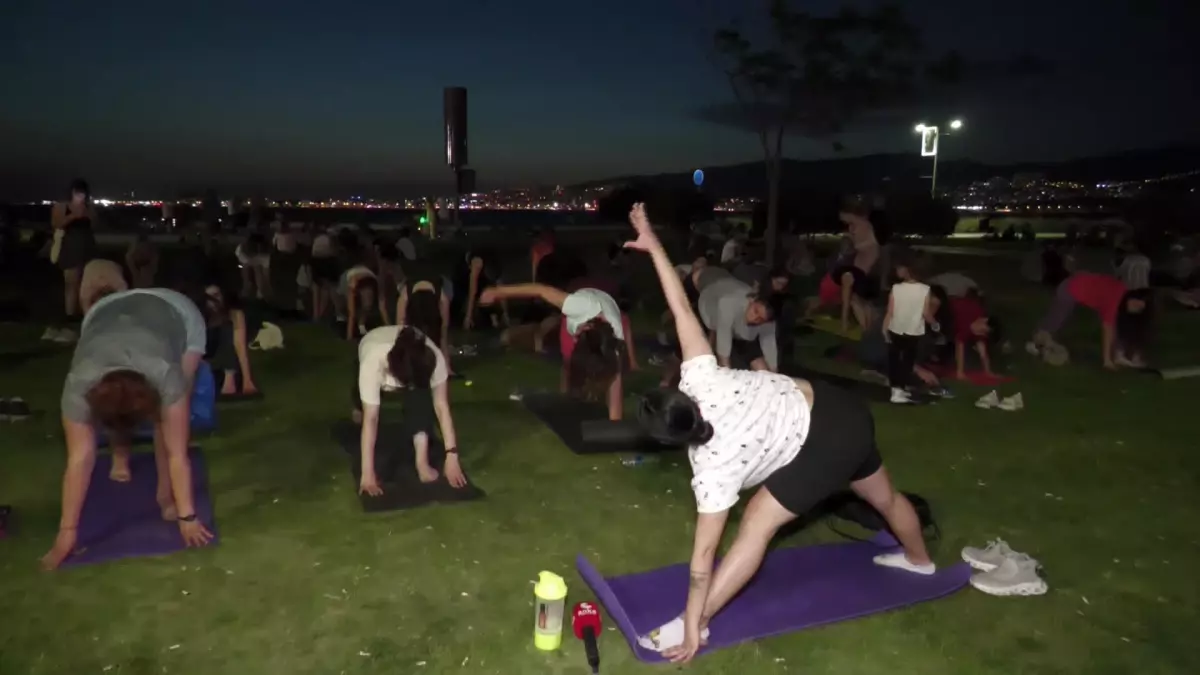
[914,118,964,197]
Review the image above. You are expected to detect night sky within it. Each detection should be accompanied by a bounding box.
[2,0,1196,197]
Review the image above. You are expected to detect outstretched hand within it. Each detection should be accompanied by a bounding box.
[623,203,659,252]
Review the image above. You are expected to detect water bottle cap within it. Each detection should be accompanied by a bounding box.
[534,571,567,600]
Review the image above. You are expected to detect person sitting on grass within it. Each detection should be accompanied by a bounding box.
[353,325,467,494]
[1027,271,1153,370]
[479,281,631,421]
[201,285,259,396]
[338,265,391,341]
[42,286,213,570]
[623,203,934,663]
[396,263,454,373]
[697,273,779,373]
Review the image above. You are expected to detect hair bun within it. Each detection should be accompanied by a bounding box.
[692,421,714,445]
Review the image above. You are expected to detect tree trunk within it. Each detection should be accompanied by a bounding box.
[763,125,786,264]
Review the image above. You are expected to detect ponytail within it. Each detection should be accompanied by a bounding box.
[386,326,436,389]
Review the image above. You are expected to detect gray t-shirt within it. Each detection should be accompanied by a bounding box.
[62,289,207,423]
[697,277,779,370]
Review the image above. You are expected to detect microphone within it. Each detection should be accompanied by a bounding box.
[571,601,603,673]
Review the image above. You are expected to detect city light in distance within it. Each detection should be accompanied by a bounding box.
[950,119,964,130]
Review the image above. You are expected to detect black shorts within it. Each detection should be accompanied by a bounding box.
[763,379,884,516]
[730,338,764,368]
[832,265,879,300]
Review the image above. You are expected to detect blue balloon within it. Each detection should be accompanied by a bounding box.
[693,169,704,186]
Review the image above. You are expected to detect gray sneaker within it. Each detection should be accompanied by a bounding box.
[961,538,1017,571]
[52,328,78,344]
[969,553,1048,596]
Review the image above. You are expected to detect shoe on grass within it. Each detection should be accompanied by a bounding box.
[998,393,1024,411]
[52,328,77,344]
[1024,341,1040,356]
[961,538,1019,571]
[889,388,913,404]
[970,553,1048,597]
[41,327,60,341]
[975,391,1000,409]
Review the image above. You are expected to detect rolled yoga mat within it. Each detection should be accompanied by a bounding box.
[578,531,970,663]
[63,450,218,567]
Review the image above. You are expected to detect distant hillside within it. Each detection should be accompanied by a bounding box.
[576,145,1200,197]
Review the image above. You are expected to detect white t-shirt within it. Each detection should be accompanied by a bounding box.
[679,355,810,514]
[339,265,376,294]
[888,282,929,336]
[562,288,625,340]
[312,233,334,258]
[720,239,740,263]
[357,326,448,406]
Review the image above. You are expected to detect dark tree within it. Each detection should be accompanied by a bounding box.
[597,184,714,230]
[709,1,929,261]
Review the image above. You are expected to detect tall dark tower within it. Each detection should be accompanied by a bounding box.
[443,87,474,226]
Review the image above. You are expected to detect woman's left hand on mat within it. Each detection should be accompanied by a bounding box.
[664,627,704,664]
[444,455,468,489]
[179,519,214,548]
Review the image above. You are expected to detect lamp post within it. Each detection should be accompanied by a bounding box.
[914,119,963,197]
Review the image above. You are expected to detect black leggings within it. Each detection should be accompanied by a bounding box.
[887,333,921,389]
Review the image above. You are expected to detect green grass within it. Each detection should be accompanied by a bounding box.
[2,256,1200,675]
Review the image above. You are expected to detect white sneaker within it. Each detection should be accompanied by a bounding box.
[961,538,1018,572]
[890,388,913,404]
[41,327,60,341]
[970,554,1048,596]
[52,328,77,344]
[997,393,1024,411]
[975,391,1000,409]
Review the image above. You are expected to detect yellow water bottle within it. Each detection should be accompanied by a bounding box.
[533,571,567,651]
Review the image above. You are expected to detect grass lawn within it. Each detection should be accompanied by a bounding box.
[2,252,1199,675]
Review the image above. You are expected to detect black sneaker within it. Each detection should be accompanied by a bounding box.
[0,398,11,422]
[7,397,30,421]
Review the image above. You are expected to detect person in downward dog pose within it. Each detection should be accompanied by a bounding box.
[479,281,631,421]
[396,262,454,373]
[338,264,391,341]
[1027,271,1153,369]
[697,274,779,372]
[202,285,259,396]
[42,285,214,570]
[623,203,934,662]
[353,325,467,493]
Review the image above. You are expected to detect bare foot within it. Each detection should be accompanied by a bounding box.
[220,386,237,395]
[417,465,441,483]
[159,501,178,521]
[109,460,132,483]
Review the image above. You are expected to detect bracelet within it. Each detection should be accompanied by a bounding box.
[445,446,458,455]
[178,514,197,522]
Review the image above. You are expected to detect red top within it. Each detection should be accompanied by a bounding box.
[951,296,986,342]
[1066,273,1126,326]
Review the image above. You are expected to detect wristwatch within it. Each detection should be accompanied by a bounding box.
[445,446,458,455]
[179,514,198,523]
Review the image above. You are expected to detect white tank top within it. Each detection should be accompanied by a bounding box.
[888,282,929,336]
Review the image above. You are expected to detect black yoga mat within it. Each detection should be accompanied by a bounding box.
[519,392,681,455]
[331,420,485,512]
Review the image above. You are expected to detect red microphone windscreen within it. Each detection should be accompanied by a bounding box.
[571,602,602,639]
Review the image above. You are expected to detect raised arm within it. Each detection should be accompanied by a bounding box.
[396,286,409,328]
[624,204,711,362]
[480,283,568,309]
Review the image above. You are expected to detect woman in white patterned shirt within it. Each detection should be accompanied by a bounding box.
[623,203,934,663]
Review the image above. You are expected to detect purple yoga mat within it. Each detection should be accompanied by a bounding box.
[578,532,970,662]
[63,450,218,567]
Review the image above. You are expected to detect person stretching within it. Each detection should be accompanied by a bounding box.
[460,247,508,331]
[42,286,213,570]
[202,285,259,396]
[339,265,390,341]
[623,203,934,663]
[353,325,467,493]
[1027,271,1152,369]
[480,282,630,421]
[396,263,454,372]
[833,210,881,332]
[946,292,1001,380]
[697,275,778,372]
[882,256,937,404]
